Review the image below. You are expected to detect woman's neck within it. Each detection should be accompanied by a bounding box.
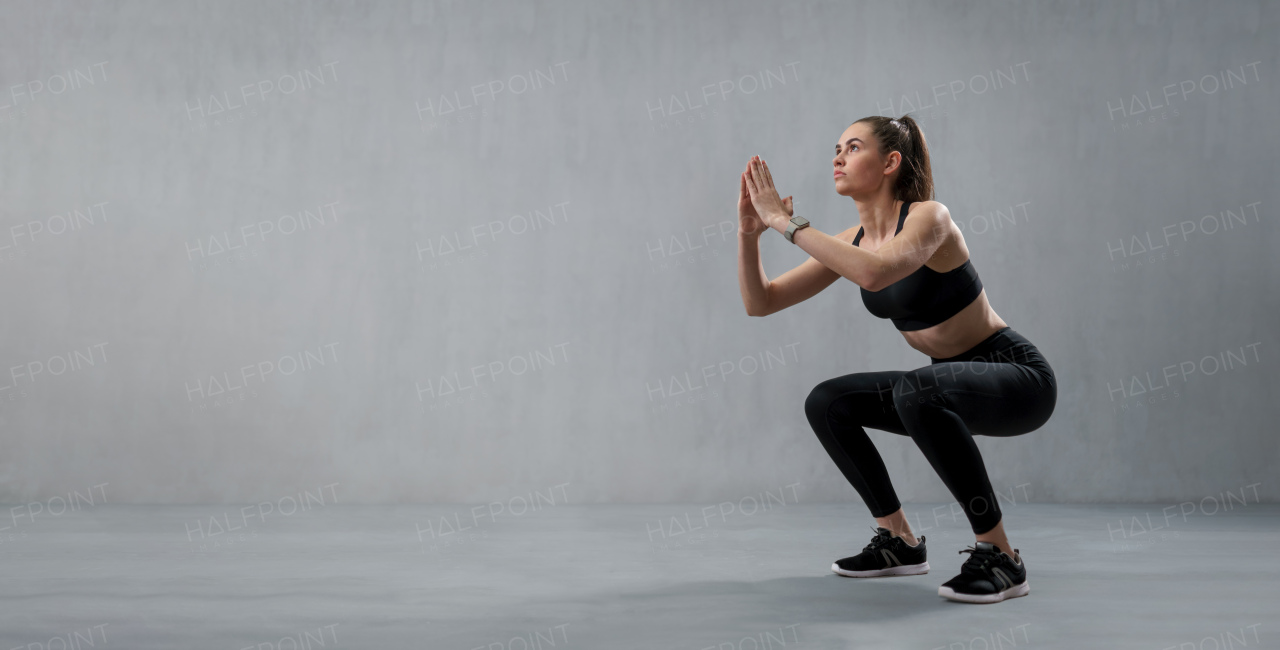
[855,197,903,242]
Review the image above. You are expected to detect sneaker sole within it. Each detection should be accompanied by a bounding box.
[831,561,930,578]
[938,580,1030,603]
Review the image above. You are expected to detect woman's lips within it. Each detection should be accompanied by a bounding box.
[833,172,846,178]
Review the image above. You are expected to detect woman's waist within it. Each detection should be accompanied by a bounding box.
[930,326,1045,365]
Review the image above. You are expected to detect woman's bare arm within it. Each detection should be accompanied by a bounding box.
[782,204,949,292]
[745,157,950,294]
[857,201,951,290]
[738,229,772,316]
[739,227,854,317]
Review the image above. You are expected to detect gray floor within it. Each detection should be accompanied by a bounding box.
[2,503,1275,649]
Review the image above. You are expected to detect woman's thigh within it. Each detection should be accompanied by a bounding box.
[895,361,1057,437]
[806,370,912,436]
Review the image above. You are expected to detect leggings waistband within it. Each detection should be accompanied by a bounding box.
[930,326,1039,365]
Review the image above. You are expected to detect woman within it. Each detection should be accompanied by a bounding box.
[736,115,1057,604]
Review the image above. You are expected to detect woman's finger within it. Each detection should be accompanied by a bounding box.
[761,159,775,188]
[752,158,773,196]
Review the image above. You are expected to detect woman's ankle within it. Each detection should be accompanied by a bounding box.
[874,510,918,546]
[977,538,1012,557]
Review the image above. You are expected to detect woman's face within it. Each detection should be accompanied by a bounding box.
[832,122,900,198]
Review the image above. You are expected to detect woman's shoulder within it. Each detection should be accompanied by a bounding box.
[907,200,950,217]
[904,200,953,232]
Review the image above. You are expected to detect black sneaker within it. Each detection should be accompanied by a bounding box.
[938,541,1029,603]
[831,526,929,578]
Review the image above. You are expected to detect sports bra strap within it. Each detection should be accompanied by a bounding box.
[852,201,913,246]
[895,201,912,234]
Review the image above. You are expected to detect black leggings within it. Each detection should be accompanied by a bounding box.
[804,326,1057,535]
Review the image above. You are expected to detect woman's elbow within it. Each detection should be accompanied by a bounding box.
[745,297,774,317]
[854,269,882,292]
[858,260,896,292]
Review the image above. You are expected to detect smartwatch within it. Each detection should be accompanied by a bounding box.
[784,216,810,244]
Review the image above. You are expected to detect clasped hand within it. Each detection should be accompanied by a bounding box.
[739,155,793,234]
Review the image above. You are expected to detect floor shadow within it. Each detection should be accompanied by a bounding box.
[433,573,963,648]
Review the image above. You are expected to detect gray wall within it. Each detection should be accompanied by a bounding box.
[1,0,1275,506]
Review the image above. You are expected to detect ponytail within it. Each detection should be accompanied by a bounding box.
[851,114,935,203]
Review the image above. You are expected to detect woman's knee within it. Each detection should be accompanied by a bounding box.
[804,379,840,423]
[804,374,882,424]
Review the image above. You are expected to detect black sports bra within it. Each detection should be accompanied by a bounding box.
[854,201,983,331]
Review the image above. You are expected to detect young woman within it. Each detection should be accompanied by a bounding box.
[736,115,1057,604]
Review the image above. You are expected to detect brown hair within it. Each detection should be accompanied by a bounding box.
[851,114,934,203]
